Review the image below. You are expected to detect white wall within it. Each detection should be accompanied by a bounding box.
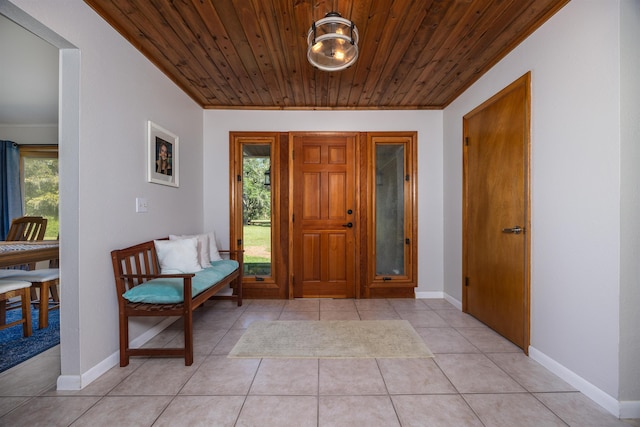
[203,110,444,293]
[619,0,640,410]
[0,14,58,144]
[444,0,630,412]
[6,0,204,387]
[0,125,58,145]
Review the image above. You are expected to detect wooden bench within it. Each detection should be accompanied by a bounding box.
[111,239,243,366]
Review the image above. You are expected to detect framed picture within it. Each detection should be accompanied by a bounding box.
[147,121,179,187]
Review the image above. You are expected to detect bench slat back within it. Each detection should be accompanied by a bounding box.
[111,241,160,295]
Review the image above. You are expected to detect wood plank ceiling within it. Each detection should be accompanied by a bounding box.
[84,0,569,110]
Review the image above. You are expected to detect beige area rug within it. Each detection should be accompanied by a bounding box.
[228,320,434,359]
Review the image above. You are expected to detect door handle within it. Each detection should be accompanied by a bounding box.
[502,225,524,234]
[342,222,353,228]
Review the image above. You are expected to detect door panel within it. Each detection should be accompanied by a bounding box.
[303,173,321,218]
[463,73,530,350]
[328,173,346,218]
[293,134,356,298]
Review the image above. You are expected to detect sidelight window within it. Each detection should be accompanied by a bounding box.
[367,133,416,290]
[230,134,280,289]
[375,144,405,275]
[241,144,272,276]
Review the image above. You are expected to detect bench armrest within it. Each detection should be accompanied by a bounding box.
[119,273,196,280]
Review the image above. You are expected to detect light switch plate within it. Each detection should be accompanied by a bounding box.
[136,197,148,213]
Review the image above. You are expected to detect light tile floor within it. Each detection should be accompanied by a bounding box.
[0,298,638,426]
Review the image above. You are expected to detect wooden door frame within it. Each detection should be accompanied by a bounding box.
[229,132,282,296]
[462,72,531,353]
[288,131,361,299]
[365,133,418,297]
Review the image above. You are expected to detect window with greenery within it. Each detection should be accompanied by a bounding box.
[20,146,58,240]
[230,133,283,298]
[242,146,272,276]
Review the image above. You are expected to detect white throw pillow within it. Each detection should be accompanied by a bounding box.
[207,231,223,261]
[169,233,211,268]
[154,238,202,274]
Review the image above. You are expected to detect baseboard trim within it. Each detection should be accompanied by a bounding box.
[56,374,80,390]
[56,317,177,390]
[620,401,640,419]
[443,293,462,310]
[415,291,444,299]
[415,292,463,310]
[529,346,623,418]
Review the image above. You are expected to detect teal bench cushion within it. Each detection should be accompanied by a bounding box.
[122,260,239,304]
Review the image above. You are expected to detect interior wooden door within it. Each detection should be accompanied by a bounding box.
[292,133,357,298]
[463,73,530,351]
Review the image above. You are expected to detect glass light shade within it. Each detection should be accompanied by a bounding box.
[307,12,359,71]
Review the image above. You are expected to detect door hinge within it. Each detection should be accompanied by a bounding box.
[465,277,469,287]
[405,238,410,245]
[237,239,242,246]
[292,150,295,160]
[405,174,410,181]
[292,214,295,223]
[237,174,242,182]
[465,137,469,146]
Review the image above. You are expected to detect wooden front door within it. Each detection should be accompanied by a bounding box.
[292,133,357,298]
[463,73,531,351]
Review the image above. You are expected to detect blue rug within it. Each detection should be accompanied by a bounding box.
[0,307,60,373]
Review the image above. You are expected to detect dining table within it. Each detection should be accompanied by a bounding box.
[0,241,59,269]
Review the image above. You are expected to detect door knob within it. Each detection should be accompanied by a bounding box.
[502,225,524,234]
[342,222,353,228]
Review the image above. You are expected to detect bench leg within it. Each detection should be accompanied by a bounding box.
[183,311,194,366]
[236,277,243,307]
[119,312,130,367]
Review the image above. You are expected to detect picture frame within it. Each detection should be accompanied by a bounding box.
[147,121,179,187]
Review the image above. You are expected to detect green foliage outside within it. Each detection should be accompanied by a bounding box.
[243,224,271,276]
[242,155,272,275]
[245,254,270,263]
[23,157,59,239]
[243,157,271,224]
[243,224,271,263]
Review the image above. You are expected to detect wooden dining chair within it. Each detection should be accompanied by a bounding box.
[7,268,59,329]
[0,279,32,337]
[2,218,58,328]
[6,216,47,242]
[0,263,60,329]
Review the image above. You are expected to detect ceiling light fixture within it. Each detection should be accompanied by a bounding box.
[307,11,359,72]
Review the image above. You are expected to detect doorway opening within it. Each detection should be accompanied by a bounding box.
[230,131,418,300]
